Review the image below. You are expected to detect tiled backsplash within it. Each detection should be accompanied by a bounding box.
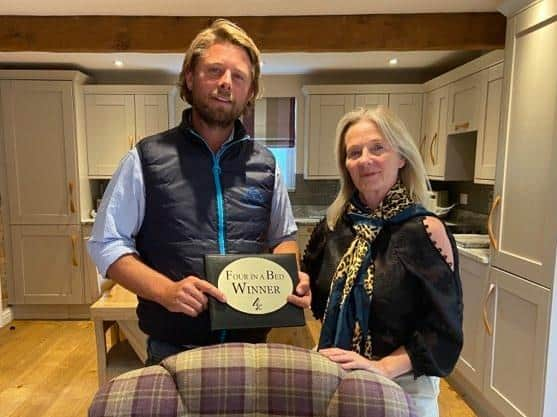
[446,209,489,234]
[431,180,493,215]
[290,175,491,233]
[288,174,339,206]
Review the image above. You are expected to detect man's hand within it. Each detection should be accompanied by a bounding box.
[159,276,227,317]
[287,271,311,309]
[318,347,391,378]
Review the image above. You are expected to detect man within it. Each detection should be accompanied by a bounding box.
[88,19,310,365]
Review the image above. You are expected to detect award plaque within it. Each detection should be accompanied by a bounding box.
[204,254,306,330]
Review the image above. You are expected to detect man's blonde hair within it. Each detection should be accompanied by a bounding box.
[326,106,430,229]
[178,18,261,111]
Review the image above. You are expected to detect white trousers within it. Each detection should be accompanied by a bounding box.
[395,373,440,417]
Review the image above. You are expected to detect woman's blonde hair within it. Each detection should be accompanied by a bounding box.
[177,18,262,112]
[326,105,430,229]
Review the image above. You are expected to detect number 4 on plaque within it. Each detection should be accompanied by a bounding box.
[252,297,262,311]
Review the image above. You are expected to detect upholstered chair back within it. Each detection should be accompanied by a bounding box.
[89,343,416,417]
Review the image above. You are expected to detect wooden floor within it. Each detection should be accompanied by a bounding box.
[0,320,478,417]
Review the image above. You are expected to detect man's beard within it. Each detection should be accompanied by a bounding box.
[192,89,247,128]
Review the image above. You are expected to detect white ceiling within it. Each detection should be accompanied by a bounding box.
[0,0,503,76]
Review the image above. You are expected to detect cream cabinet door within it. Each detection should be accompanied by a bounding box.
[388,93,423,147]
[422,86,449,178]
[474,64,503,184]
[423,86,475,181]
[354,94,388,109]
[10,224,84,304]
[447,71,486,135]
[490,9,557,289]
[456,256,488,391]
[85,94,135,177]
[483,267,549,417]
[305,94,353,178]
[134,94,169,142]
[1,80,79,225]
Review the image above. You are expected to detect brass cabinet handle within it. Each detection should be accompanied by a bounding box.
[488,195,501,250]
[68,181,76,213]
[455,122,470,131]
[128,135,134,150]
[71,235,78,267]
[429,133,438,165]
[483,283,495,335]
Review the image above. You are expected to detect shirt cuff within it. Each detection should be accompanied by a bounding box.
[268,231,297,249]
[88,239,139,277]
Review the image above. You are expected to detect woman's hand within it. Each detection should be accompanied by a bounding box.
[318,347,391,378]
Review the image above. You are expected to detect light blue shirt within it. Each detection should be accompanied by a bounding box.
[88,148,298,277]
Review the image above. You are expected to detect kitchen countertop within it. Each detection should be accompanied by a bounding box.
[295,217,322,225]
[292,205,327,225]
[452,234,490,264]
[457,246,490,264]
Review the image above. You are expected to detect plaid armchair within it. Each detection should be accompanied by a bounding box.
[89,343,417,417]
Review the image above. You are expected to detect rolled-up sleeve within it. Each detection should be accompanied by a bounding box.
[87,149,145,277]
[267,164,297,248]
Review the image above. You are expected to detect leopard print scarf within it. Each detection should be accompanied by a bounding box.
[318,180,427,359]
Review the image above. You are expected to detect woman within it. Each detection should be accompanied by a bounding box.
[302,106,463,417]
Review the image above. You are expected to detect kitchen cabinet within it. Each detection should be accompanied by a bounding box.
[303,88,421,179]
[445,62,504,185]
[0,71,92,317]
[10,224,84,304]
[450,2,557,417]
[418,50,504,182]
[490,6,557,291]
[0,79,80,225]
[483,268,550,417]
[305,94,354,178]
[84,94,135,177]
[455,255,488,391]
[446,71,486,135]
[421,86,475,181]
[474,63,503,184]
[353,93,388,109]
[421,86,448,176]
[83,86,172,177]
[389,93,423,147]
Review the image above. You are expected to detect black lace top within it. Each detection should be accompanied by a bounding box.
[302,214,463,377]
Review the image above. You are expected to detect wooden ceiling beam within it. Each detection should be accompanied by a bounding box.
[0,14,506,53]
